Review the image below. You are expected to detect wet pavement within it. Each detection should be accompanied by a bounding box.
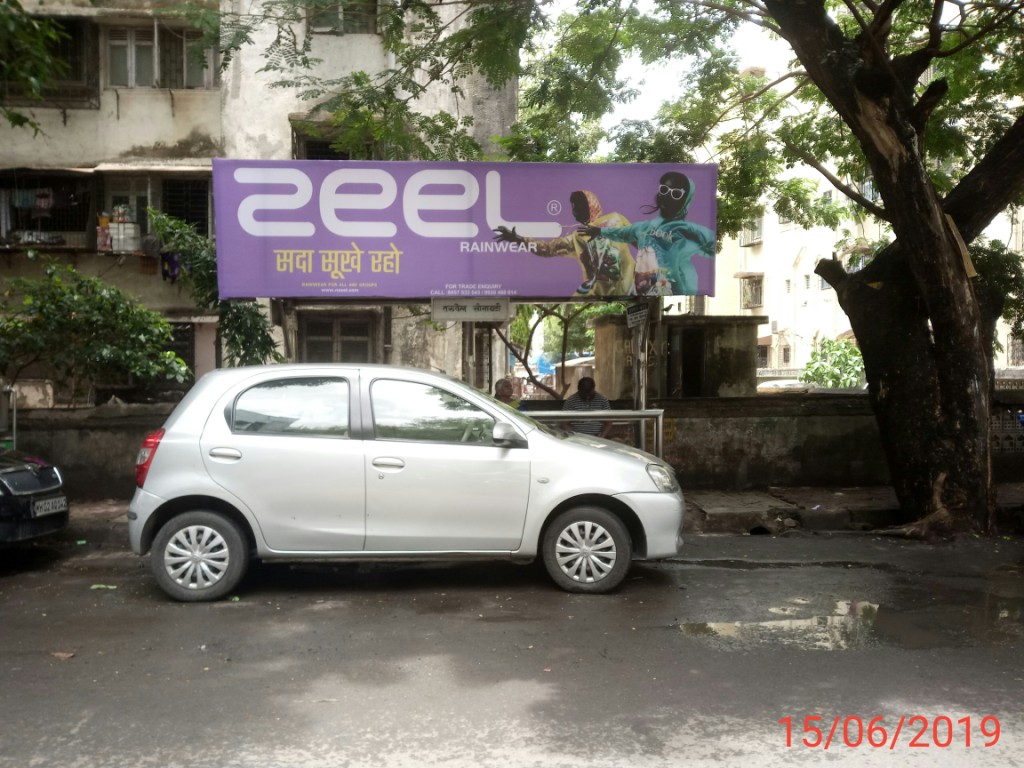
[1,505,1022,767]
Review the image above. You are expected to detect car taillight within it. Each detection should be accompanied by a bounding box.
[135,428,165,488]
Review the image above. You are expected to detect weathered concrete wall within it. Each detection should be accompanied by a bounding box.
[5,86,220,168]
[13,396,891,500]
[653,395,889,489]
[15,403,173,500]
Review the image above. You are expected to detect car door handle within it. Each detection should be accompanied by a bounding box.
[372,457,406,469]
[208,447,243,460]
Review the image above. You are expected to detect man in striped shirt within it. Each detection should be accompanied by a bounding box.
[561,376,612,438]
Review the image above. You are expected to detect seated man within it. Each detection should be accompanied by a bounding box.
[560,377,611,438]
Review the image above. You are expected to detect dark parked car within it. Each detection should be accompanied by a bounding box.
[0,449,68,544]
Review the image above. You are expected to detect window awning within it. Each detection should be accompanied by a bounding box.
[757,335,772,345]
[0,166,94,174]
[734,271,765,278]
[93,161,212,173]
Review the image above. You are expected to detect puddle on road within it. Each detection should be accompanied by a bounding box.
[679,567,1024,650]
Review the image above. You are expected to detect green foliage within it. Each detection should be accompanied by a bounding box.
[0,0,69,133]
[149,211,284,367]
[540,302,624,361]
[542,305,592,361]
[970,238,1024,340]
[799,337,865,389]
[508,304,535,350]
[0,260,189,403]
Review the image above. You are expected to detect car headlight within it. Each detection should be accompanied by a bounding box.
[646,463,679,493]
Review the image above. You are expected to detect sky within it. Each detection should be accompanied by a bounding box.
[601,17,792,133]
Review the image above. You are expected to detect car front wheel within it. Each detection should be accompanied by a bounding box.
[151,511,249,602]
[542,507,632,594]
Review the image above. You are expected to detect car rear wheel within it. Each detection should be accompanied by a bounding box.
[542,507,632,594]
[151,511,249,602]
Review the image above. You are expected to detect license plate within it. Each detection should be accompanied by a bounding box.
[32,496,68,518]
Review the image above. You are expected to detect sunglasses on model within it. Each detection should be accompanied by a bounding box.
[658,184,686,200]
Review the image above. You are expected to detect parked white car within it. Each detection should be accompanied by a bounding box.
[129,364,685,601]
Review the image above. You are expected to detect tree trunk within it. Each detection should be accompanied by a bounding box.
[817,250,992,536]
[766,1,997,534]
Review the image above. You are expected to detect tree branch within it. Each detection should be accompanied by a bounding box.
[944,112,1024,244]
[782,138,889,221]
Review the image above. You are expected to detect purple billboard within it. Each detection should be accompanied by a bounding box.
[212,159,717,300]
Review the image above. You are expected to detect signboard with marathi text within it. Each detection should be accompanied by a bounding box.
[431,297,511,323]
[212,159,717,301]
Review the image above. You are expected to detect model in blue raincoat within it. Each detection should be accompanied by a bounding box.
[579,171,715,296]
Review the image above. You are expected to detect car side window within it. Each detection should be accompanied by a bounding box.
[232,377,350,437]
[371,379,496,444]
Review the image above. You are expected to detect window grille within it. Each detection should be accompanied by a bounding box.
[0,173,93,247]
[741,276,764,308]
[162,178,210,236]
[739,217,763,246]
[1,19,99,106]
[158,28,219,89]
[309,1,378,35]
[1010,336,1024,367]
[757,345,769,369]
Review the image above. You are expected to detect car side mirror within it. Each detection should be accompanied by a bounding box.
[493,422,527,448]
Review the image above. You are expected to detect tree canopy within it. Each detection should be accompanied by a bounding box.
[0,260,189,404]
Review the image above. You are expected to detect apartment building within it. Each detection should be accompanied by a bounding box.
[2,0,516,402]
[695,189,1023,380]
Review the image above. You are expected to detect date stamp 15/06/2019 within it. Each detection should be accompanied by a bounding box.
[779,715,1001,750]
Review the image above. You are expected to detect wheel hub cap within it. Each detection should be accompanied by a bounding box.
[555,521,616,583]
[164,525,230,590]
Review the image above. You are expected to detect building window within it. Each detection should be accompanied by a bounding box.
[1010,336,1024,367]
[108,26,217,89]
[309,1,378,35]
[159,28,219,89]
[1,19,99,105]
[861,178,881,202]
[819,275,830,290]
[0,172,93,246]
[301,315,372,363]
[108,28,155,87]
[741,276,764,308]
[162,178,210,236]
[782,346,791,365]
[785,279,791,294]
[107,177,149,233]
[804,274,811,290]
[739,217,763,247]
[757,345,769,369]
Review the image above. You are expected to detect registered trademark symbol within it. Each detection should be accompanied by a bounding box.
[547,200,562,216]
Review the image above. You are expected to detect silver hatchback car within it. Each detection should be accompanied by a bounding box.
[129,364,684,601]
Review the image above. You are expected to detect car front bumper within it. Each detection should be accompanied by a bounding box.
[615,490,685,559]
